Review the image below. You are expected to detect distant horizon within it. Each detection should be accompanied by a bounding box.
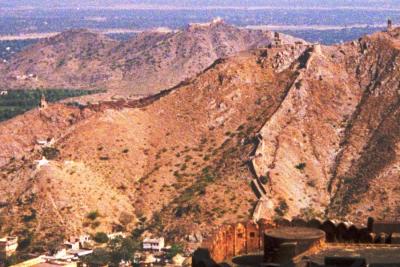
[2,0,400,9]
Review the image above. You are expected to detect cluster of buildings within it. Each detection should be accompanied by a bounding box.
[0,234,189,267]
[14,73,38,81]
[0,235,93,267]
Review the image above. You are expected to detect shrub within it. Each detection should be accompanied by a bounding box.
[260,173,270,185]
[200,137,207,144]
[91,221,101,229]
[109,237,140,265]
[175,204,200,218]
[83,248,110,265]
[17,234,33,250]
[94,232,109,243]
[275,199,289,216]
[307,180,316,187]
[295,162,306,170]
[23,209,37,222]
[167,244,184,259]
[57,58,66,68]
[87,210,100,220]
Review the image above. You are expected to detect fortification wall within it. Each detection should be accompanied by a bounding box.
[197,217,400,265]
[201,221,269,263]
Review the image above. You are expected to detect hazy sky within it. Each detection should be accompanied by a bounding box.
[2,0,400,8]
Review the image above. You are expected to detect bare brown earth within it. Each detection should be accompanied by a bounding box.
[0,20,303,98]
[1,28,400,250]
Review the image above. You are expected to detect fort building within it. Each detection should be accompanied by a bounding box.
[263,227,325,264]
[192,217,400,267]
[388,19,393,32]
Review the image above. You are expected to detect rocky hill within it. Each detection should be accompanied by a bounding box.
[0,19,303,97]
[1,28,400,251]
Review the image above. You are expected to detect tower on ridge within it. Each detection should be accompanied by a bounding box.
[387,19,393,32]
[40,93,48,109]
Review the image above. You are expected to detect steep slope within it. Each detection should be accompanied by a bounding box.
[326,31,400,221]
[0,20,304,96]
[1,28,400,250]
[253,29,400,223]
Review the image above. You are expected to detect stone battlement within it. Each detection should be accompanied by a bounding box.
[193,217,400,266]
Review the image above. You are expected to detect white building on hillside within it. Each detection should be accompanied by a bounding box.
[0,236,18,258]
[143,237,165,251]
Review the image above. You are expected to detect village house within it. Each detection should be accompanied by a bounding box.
[47,237,93,262]
[65,235,91,248]
[64,240,80,251]
[77,235,91,248]
[143,237,165,252]
[0,236,18,259]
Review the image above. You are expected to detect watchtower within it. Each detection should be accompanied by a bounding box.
[274,32,282,47]
[40,94,48,109]
[387,19,393,32]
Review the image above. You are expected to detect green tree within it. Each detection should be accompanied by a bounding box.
[295,162,306,170]
[108,237,140,265]
[4,254,19,266]
[93,232,109,243]
[86,210,100,220]
[166,243,183,259]
[82,248,110,266]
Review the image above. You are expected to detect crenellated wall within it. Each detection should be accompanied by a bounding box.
[195,217,400,266]
[200,220,270,263]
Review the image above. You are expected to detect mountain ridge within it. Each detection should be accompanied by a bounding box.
[0,20,304,98]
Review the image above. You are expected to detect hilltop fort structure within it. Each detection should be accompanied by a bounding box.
[40,94,48,109]
[388,19,393,32]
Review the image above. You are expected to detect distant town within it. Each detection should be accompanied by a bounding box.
[0,2,396,61]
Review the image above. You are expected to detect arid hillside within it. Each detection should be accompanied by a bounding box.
[1,28,400,251]
[0,19,303,97]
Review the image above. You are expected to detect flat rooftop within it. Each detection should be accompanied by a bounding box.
[265,227,325,240]
[308,244,400,265]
